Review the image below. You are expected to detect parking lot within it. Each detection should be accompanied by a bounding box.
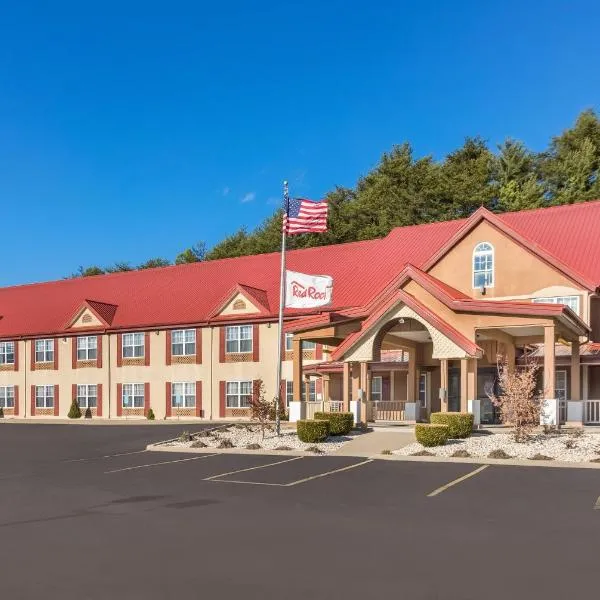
[0,423,599,600]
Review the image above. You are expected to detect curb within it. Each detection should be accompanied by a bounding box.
[147,443,314,458]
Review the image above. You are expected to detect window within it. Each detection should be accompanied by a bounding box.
[302,380,317,402]
[35,339,54,363]
[77,384,97,408]
[371,376,382,402]
[418,372,428,408]
[555,370,567,402]
[0,386,14,408]
[35,385,54,408]
[226,325,252,353]
[122,383,145,408]
[122,333,144,358]
[532,296,580,314]
[172,329,196,356]
[172,382,196,408]
[286,381,294,405]
[303,341,316,350]
[226,381,252,408]
[285,334,316,351]
[473,242,494,289]
[77,336,97,361]
[0,341,15,365]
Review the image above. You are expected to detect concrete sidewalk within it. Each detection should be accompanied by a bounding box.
[334,429,416,457]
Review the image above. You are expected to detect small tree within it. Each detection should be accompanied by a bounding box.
[68,399,82,419]
[248,379,272,440]
[489,360,542,442]
[147,408,155,421]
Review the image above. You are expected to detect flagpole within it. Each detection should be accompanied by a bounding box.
[274,180,288,436]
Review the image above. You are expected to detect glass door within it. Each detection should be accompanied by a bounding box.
[448,368,460,412]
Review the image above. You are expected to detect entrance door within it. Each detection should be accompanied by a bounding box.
[448,368,460,412]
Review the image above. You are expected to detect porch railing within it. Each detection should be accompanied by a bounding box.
[584,400,600,424]
[369,401,407,422]
[304,400,344,419]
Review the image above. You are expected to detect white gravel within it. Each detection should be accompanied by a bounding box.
[160,424,353,453]
[395,431,600,462]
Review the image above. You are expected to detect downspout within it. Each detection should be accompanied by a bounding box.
[23,339,27,418]
[209,326,214,420]
[107,332,111,418]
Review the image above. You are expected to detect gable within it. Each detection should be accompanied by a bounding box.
[428,220,586,300]
[219,292,261,316]
[69,307,103,329]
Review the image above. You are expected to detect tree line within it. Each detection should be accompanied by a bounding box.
[71,109,600,277]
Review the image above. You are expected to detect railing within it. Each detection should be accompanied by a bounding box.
[369,401,407,422]
[584,400,600,424]
[559,400,567,425]
[305,402,322,420]
[304,400,344,419]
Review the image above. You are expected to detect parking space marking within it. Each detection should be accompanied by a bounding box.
[427,465,489,497]
[65,450,148,463]
[285,459,374,486]
[204,457,303,481]
[105,454,218,474]
[594,496,600,510]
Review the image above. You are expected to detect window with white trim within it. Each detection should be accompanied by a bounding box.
[532,296,580,314]
[35,339,54,363]
[302,380,317,402]
[172,382,196,408]
[473,242,494,289]
[0,341,15,365]
[122,383,145,408]
[0,386,14,408]
[172,329,196,356]
[371,376,382,402]
[226,325,252,353]
[35,385,54,408]
[286,381,294,405]
[555,370,567,402]
[285,334,316,351]
[77,336,97,361]
[303,341,316,350]
[77,384,97,408]
[122,333,144,358]
[226,381,252,408]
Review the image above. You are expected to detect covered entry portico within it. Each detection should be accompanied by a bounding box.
[286,265,590,426]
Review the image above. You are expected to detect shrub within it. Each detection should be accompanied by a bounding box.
[246,443,262,450]
[268,403,289,422]
[488,449,512,459]
[275,445,293,451]
[411,449,435,456]
[305,445,324,454]
[217,439,234,449]
[179,431,193,443]
[0,407,4,418]
[147,408,155,420]
[530,453,554,461]
[451,449,471,458]
[415,424,449,447]
[191,440,207,448]
[296,419,330,443]
[68,400,82,419]
[381,449,392,455]
[84,407,92,419]
[314,412,354,435]
[430,412,474,439]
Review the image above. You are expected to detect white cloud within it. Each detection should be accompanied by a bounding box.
[241,192,256,203]
[222,186,230,196]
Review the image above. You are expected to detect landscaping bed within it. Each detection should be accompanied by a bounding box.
[158,424,355,453]
[394,430,600,463]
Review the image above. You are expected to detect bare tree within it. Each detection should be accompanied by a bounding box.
[248,379,272,440]
[489,360,542,442]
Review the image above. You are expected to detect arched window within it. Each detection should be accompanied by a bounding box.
[473,242,494,289]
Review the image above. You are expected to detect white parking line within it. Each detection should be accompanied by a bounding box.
[594,496,600,510]
[105,454,218,474]
[204,457,303,481]
[427,465,489,497]
[285,459,373,486]
[65,450,147,463]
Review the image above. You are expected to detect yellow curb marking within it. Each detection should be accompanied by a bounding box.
[105,454,218,474]
[285,459,374,487]
[204,457,303,481]
[427,465,489,497]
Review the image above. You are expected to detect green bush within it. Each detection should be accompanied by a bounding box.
[415,424,449,447]
[68,400,82,419]
[297,419,330,443]
[268,403,289,421]
[314,412,354,435]
[0,406,4,418]
[147,408,155,420]
[430,412,474,439]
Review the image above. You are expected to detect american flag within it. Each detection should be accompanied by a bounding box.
[283,197,328,235]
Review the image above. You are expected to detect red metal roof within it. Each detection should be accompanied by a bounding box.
[1,200,599,339]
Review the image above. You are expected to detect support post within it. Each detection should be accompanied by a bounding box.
[571,340,581,401]
[292,337,303,402]
[390,370,395,402]
[440,358,448,412]
[359,361,368,424]
[543,325,555,400]
[342,362,350,411]
[460,358,468,412]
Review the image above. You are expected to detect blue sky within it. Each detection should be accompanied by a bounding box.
[0,0,599,286]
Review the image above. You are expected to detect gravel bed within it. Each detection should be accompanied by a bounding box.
[394,432,600,462]
[159,424,353,453]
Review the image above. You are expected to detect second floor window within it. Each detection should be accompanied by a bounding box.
[172,329,196,356]
[35,385,54,408]
[473,242,494,289]
[122,383,144,408]
[122,333,144,358]
[77,336,97,361]
[172,382,196,408]
[226,381,252,408]
[532,296,580,314]
[77,384,98,408]
[0,386,14,408]
[35,339,54,363]
[0,341,15,365]
[226,325,252,353]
